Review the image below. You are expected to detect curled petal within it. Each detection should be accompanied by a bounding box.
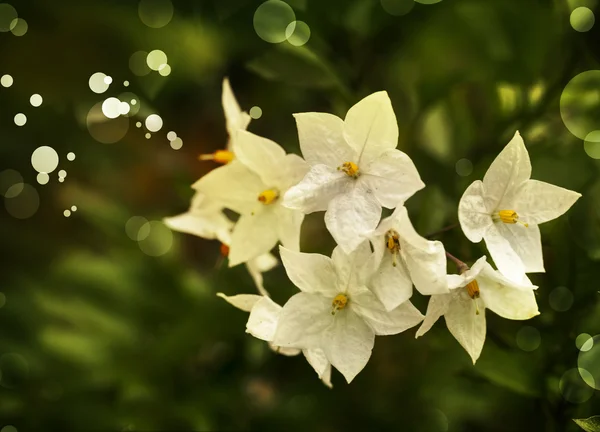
[458,180,493,243]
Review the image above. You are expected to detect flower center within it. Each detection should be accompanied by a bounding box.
[496,210,529,227]
[258,189,279,205]
[465,279,481,315]
[331,293,349,315]
[199,150,234,164]
[337,161,360,178]
[385,229,401,267]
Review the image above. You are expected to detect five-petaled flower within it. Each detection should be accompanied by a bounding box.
[458,131,581,281]
[416,256,539,363]
[273,242,424,383]
[283,91,424,254]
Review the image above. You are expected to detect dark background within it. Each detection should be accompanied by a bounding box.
[1,0,599,431]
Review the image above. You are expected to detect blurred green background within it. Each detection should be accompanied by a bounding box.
[1,0,600,431]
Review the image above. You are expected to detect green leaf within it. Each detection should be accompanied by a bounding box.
[574,416,600,432]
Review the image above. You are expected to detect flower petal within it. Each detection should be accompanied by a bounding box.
[222,78,251,137]
[294,112,355,168]
[397,207,449,295]
[362,149,425,208]
[446,256,488,289]
[247,296,283,341]
[323,309,374,383]
[415,293,451,338]
[283,164,350,213]
[458,180,493,243]
[332,240,373,290]
[228,211,279,267]
[269,344,301,357]
[275,206,304,251]
[279,246,338,296]
[303,348,333,388]
[445,292,487,364]
[192,160,266,214]
[369,249,414,311]
[273,292,333,349]
[344,91,399,164]
[216,292,262,312]
[483,224,526,282]
[232,130,287,185]
[246,253,278,297]
[325,187,382,254]
[277,154,310,191]
[163,210,232,243]
[482,131,531,211]
[495,223,544,273]
[479,269,539,320]
[515,179,582,225]
[352,288,423,335]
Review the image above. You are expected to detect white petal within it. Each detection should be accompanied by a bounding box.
[275,206,304,251]
[446,256,488,289]
[273,292,333,348]
[495,223,544,273]
[344,91,399,165]
[303,348,332,387]
[479,268,539,320]
[397,207,449,295]
[482,131,531,211]
[325,187,382,254]
[222,78,251,136]
[163,210,232,242]
[483,224,526,282]
[279,246,338,296]
[232,130,287,186]
[332,240,374,290]
[192,160,266,214]
[415,294,451,338]
[283,164,350,213]
[323,309,374,383]
[246,253,278,297]
[294,112,355,168]
[216,293,262,312]
[445,291,487,364]
[352,288,423,336]
[458,180,493,243]
[362,149,425,208]
[246,296,282,341]
[277,154,310,191]
[320,363,333,388]
[228,211,279,267]
[369,249,414,311]
[514,179,582,225]
[269,343,302,356]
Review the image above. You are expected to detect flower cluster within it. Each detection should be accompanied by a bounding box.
[166,78,581,386]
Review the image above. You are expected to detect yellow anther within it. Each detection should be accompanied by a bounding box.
[466,280,481,315]
[331,293,349,315]
[258,189,279,205]
[497,210,529,227]
[199,150,234,164]
[385,230,401,267]
[337,161,360,178]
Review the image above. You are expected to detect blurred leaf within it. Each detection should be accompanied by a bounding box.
[574,416,600,432]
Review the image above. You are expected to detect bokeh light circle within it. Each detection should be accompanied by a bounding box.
[455,158,473,176]
[548,286,574,312]
[64,210,71,217]
[0,169,23,197]
[14,113,27,126]
[89,72,110,94]
[1,74,13,87]
[0,426,18,432]
[570,7,595,33]
[578,335,600,390]
[86,102,129,144]
[67,152,76,161]
[285,21,311,46]
[249,106,263,119]
[167,131,177,141]
[158,64,171,77]
[415,0,443,4]
[36,173,49,185]
[576,333,593,351]
[0,4,18,32]
[138,221,173,256]
[130,51,151,76]
[4,184,39,219]
[560,70,600,140]
[126,216,149,241]
[138,0,174,29]
[516,326,541,352]
[380,0,414,16]
[58,170,67,178]
[584,130,600,159]
[9,17,27,36]
[253,1,296,44]
[170,137,183,150]
[119,92,141,117]
[559,368,594,403]
[146,50,168,71]
[30,94,43,107]
[31,146,59,174]
[145,114,163,132]
[102,97,122,119]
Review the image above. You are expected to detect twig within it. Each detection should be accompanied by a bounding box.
[445,251,469,274]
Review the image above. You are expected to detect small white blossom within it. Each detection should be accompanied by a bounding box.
[458,131,581,281]
[217,293,333,388]
[283,91,424,253]
[366,206,448,311]
[273,242,424,383]
[416,256,539,363]
[194,130,309,266]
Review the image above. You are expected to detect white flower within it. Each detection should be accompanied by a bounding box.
[458,131,581,281]
[193,130,309,266]
[199,77,251,164]
[217,293,333,388]
[283,91,424,253]
[366,206,448,311]
[273,242,424,383]
[416,256,539,364]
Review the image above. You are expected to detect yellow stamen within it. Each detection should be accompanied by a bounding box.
[337,161,360,178]
[258,189,279,205]
[497,210,529,227]
[466,280,481,315]
[331,293,349,315]
[385,230,401,267]
[199,150,234,164]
